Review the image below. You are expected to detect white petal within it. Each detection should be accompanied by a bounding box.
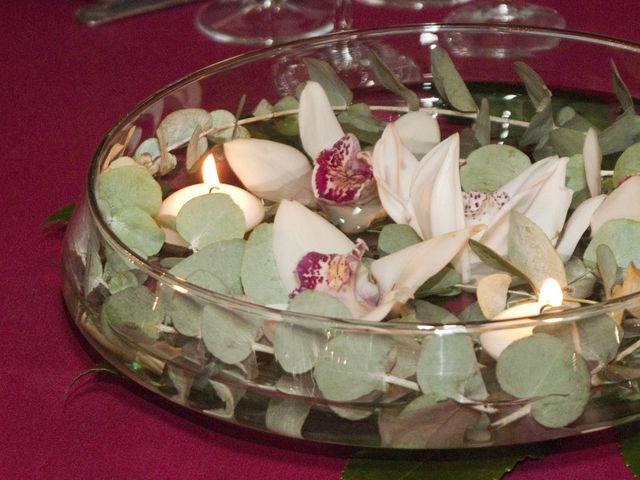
[272,200,354,292]
[583,127,602,197]
[591,176,640,234]
[393,110,441,157]
[361,288,413,322]
[500,155,561,196]
[224,138,315,204]
[372,125,419,226]
[298,81,344,161]
[556,194,606,262]
[371,225,480,296]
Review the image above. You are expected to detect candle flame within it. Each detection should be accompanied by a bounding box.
[539,278,563,307]
[202,154,220,187]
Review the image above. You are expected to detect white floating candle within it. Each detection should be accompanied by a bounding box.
[480,278,564,359]
[157,154,265,235]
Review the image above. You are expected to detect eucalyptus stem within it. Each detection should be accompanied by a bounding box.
[489,404,532,430]
[252,342,275,355]
[615,337,640,363]
[382,374,421,392]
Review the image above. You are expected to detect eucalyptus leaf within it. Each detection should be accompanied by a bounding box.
[550,128,585,156]
[185,125,204,172]
[241,224,288,305]
[107,206,164,258]
[304,57,353,107]
[477,272,512,319]
[206,109,250,143]
[133,137,177,175]
[287,290,352,318]
[469,239,533,286]
[106,270,140,294]
[413,300,459,325]
[273,96,300,136]
[273,321,324,375]
[98,164,162,215]
[514,61,552,111]
[101,285,165,341]
[613,142,640,187]
[599,111,640,155]
[584,219,640,269]
[252,98,273,117]
[170,239,245,295]
[206,380,245,418]
[337,103,385,145]
[265,397,312,438]
[507,211,567,290]
[460,144,530,192]
[556,106,594,132]
[314,332,395,402]
[472,97,491,146]
[370,50,420,111]
[565,154,589,208]
[519,101,554,147]
[328,404,375,421]
[43,203,75,226]
[566,257,597,299]
[378,224,421,256]
[496,333,590,428]
[612,60,635,112]
[176,193,246,251]
[416,334,486,401]
[597,243,620,295]
[158,108,212,147]
[201,303,261,364]
[415,265,462,298]
[430,46,477,113]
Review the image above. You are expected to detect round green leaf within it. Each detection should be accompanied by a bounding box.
[176,193,245,251]
[107,206,164,258]
[584,219,640,269]
[496,333,590,428]
[101,285,165,340]
[565,154,590,208]
[378,224,421,256]
[241,224,288,305]
[158,108,212,147]
[201,304,261,364]
[613,142,640,187]
[314,332,395,402]
[98,165,162,215]
[207,109,250,143]
[461,144,531,192]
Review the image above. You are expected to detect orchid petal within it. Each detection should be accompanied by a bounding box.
[591,175,640,234]
[224,138,315,204]
[371,225,481,297]
[372,125,419,225]
[361,288,413,322]
[298,81,344,161]
[393,110,441,157]
[583,128,602,197]
[556,194,606,262]
[273,200,354,293]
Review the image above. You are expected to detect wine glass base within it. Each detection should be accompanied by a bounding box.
[357,0,472,9]
[195,1,338,46]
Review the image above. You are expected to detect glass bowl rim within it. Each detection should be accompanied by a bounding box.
[86,22,640,333]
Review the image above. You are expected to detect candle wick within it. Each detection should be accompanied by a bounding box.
[209,186,220,194]
[539,304,553,314]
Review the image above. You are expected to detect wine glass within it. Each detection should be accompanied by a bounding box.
[195,0,352,46]
[357,0,471,8]
[443,1,566,56]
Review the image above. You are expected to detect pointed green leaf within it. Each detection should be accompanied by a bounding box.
[550,128,585,156]
[514,61,552,111]
[370,50,420,111]
[612,60,635,112]
[599,111,640,155]
[43,203,75,226]
[430,46,477,113]
[378,224,421,256]
[472,97,491,146]
[337,103,385,145]
[304,57,353,107]
[469,239,534,286]
[613,142,640,187]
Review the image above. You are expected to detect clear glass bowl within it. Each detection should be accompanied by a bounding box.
[62,24,640,448]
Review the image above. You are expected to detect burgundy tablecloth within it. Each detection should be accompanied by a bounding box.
[3,1,640,478]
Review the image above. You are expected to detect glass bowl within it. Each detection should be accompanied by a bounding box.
[62,24,640,449]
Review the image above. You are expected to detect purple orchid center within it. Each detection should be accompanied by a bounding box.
[463,191,510,222]
[312,133,375,205]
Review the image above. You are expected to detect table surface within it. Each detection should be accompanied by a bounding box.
[4,1,640,478]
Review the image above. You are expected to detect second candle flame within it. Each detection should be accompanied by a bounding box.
[539,278,563,309]
[202,154,220,187]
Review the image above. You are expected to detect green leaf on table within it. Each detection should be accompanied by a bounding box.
[496,333,590,428]
[157,108,212,147]
[566,154,590,208]
[273,96,300,136]
[176,193,246,251]
[514,61,552,111]
[107,206,164,258]
[43,203,75,226]
[584,219,640,269]
[370,50,420,111]
[101,285,166,341]
[170,238,245,295]
[599,111,640,155]
[265,397,312,439]
[508,211,567,290]
[550,127,585,156]
[430,46,477,113]
[612,60,635,112]
[304,57,353,107]
[98,164,162,215]
[241,223,289,305]
[469,239,533,286]
[337,103,385,145]
[460,144,531,192]
[342,445,547,480]
[314,332,395,402]
[378,224,421,256]
[201,303,261,364]
[416,334,486,401]
[613,142,640,187]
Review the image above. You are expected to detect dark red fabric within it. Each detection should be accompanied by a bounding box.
[3,1,640,478]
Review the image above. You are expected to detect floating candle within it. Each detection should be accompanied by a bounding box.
[480,278,563,359]
[157,154,265,234]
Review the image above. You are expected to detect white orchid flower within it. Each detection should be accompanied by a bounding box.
[272,199,479,321]
[590,175,640,234]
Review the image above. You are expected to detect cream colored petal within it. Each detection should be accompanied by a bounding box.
[298,81,344,161]
[500,155,561,196]
[556,194,606,262]
[371,225,481,296]
[591,176,640,234]
[583,127,602,197]
[361,288,413,322]
[477,272,512,319]
[272,200,354,292]
[224,138,315,204]
[393,110,441,157]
